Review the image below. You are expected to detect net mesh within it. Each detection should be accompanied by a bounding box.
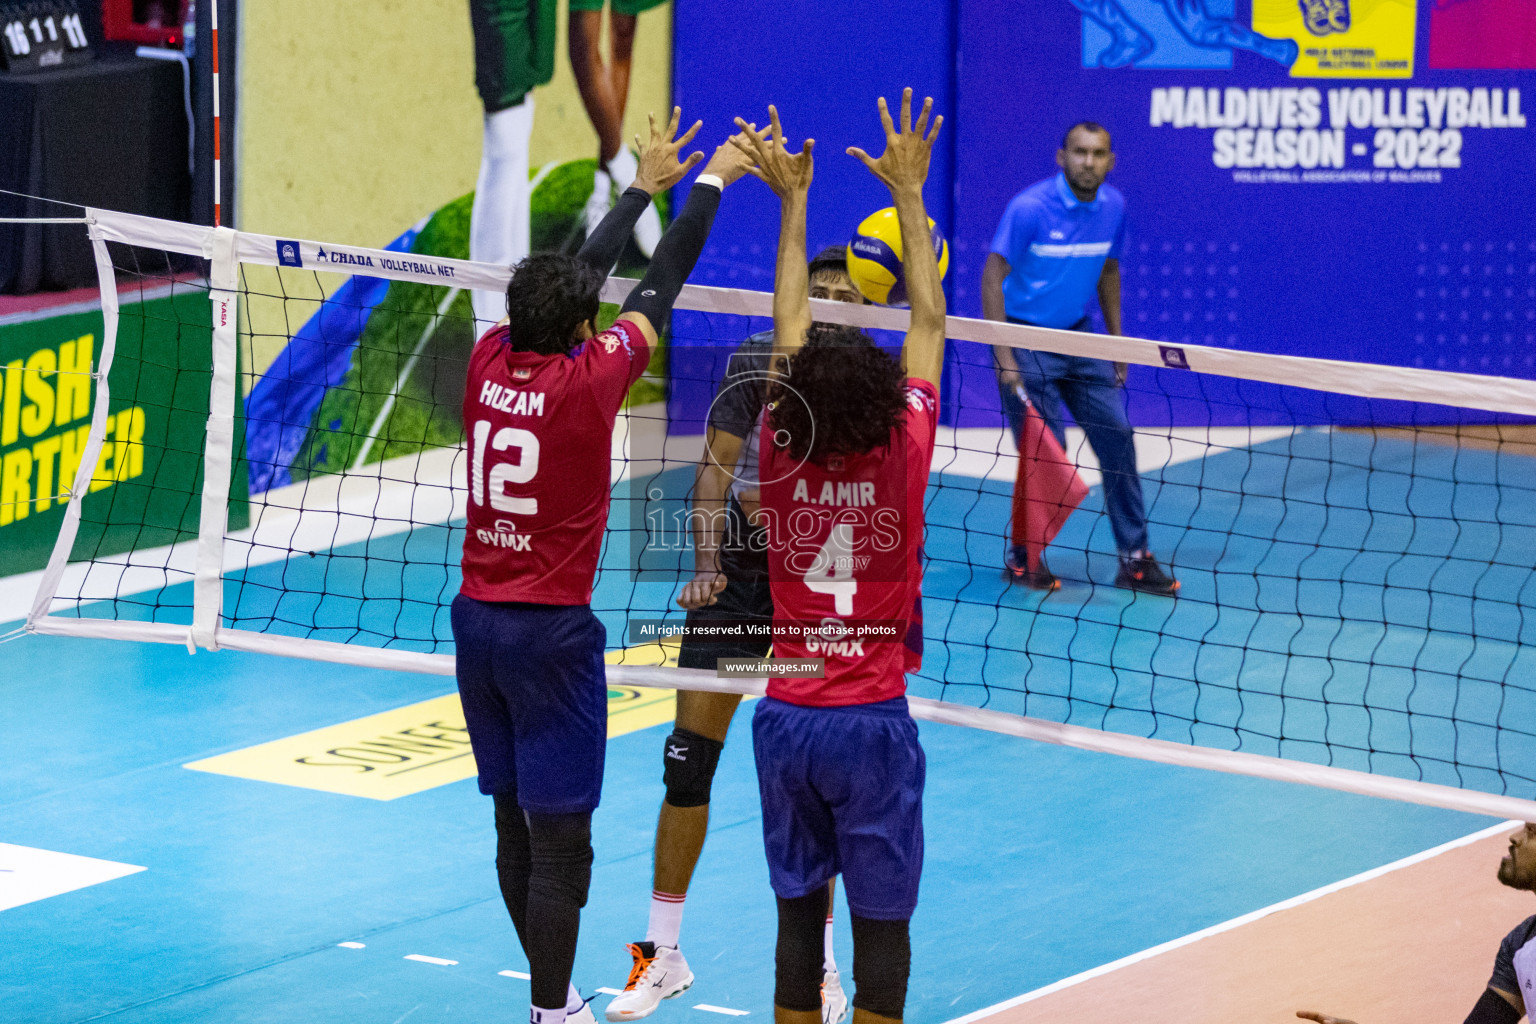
[27,212,1536,810]
[27,239,221,623]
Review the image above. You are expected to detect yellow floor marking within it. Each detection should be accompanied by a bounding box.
[185,640,684,800]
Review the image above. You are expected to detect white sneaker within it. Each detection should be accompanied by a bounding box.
[822,969,848,1024]
[603,148,662,261]
[632,202,663,260]
[584,182,614,240]
[569,998,599,1024]
[604,942,694,1021]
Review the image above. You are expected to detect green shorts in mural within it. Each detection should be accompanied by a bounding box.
[566,0,668,16]
[469,0,559,113]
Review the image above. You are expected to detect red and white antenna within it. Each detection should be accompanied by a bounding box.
[210,0,222,227]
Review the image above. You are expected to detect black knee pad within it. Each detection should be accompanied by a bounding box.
[774,891,826,1013]
[851,914,911,1019]
[526,811,594,910]
[662,728,723,808]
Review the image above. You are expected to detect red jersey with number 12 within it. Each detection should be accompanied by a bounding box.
[459,319,649,605]
[758,378,938,706]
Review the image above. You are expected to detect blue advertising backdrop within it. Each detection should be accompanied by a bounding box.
[670,0,956,432]
[674,0,1535,428]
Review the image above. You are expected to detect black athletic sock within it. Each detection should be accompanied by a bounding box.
[525,810,595,1009]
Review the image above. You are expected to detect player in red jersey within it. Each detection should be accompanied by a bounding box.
[452,108,756,1024]
[606,246,864,1024]
[732,90,945,1024]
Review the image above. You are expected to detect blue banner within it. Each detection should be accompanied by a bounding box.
[949,0,1536,425]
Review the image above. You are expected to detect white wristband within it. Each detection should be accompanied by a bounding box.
[695,174,724,191]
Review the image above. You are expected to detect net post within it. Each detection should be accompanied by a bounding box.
[210,0,221,227]
[26,215,121,629]
[190,226,240,652]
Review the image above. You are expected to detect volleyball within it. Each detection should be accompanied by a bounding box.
[845,207,950,306]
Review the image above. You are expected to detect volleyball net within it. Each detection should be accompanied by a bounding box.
[18,207,1536,820]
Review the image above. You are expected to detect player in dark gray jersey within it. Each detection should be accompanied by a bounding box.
[1298,822,1536,1024]
[604,247,865,1024]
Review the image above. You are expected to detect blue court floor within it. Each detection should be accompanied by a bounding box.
[0,624,1497,1024]
[2,426,1528,1023]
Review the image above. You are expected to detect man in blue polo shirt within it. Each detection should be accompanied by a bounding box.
[983,121,1178,596]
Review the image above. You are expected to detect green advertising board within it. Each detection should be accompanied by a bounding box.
[0,290,248,582]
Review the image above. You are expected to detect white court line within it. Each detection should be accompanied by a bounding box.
[595,986,625,996]
[404,954,457,966]
[337,941,365,949]
[499,969,531,980]
[941,819,1522,1024]
[694,1005,750,1016]
[0,842,145,911]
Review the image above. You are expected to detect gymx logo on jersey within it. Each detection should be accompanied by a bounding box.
[475,519,531,551]
[803,618,868,659]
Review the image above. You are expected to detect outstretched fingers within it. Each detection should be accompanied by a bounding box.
[877,95,896,141]
[768,104,787,153]
[651,107,678,145]
[926,112,944,145]
[675,118,703,150]
[845,145,877,172]
[913,95,932,138]
[898,87,914,134]
[733,116,774,164]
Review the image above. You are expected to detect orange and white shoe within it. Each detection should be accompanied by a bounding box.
[604,942,694,1022]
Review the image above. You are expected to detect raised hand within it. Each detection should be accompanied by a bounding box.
[732,106,813,198]
[847,87,943,195]
[698,128,761,188]
[632,107,706,195]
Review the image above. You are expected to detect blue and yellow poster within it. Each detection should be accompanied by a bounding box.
[1255,0,1418,77]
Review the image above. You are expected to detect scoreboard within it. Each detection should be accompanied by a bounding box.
[0,2,93,73]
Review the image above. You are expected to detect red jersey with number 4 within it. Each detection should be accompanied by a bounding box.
[459,319,649,605]
[758,378,938,706]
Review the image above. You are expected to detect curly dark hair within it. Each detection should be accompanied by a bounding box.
[768,325,908,464]
[503,253,603,355]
